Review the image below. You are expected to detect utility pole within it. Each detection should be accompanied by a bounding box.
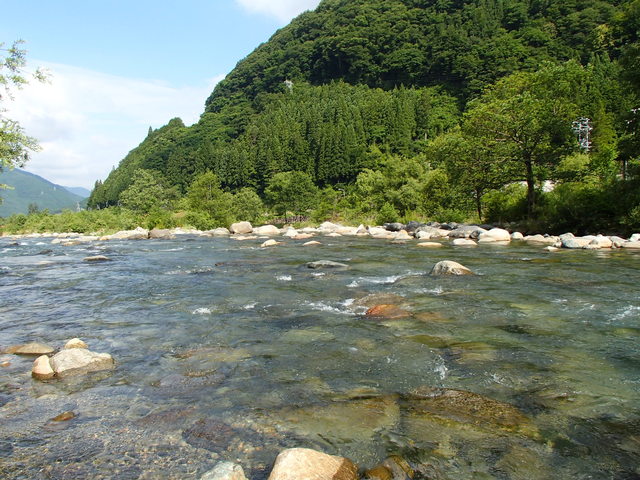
[572,117,592,152]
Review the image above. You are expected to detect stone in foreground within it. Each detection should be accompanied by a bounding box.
[430,261,474,276]
[200,461,248,480]
[50,348,115,378]
[83,255,111,262]
[268,448,358,480]
[32,355,55,380]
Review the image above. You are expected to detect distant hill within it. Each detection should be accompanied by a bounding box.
[0,169,86,217]
[64,186,91,198]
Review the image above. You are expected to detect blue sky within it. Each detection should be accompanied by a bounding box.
[2,0,321,188]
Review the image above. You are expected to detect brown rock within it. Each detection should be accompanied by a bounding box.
[365,304,411,319]
[32,355,55,380]
[52,411,75,422]
[365,465,393,480]
[268,448,358,480]
[83,255,111,262]
[9,342,55,355]
[149,229,175,239]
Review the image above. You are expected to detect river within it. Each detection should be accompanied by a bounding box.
[0,234,639,479]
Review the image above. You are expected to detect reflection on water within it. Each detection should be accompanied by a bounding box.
[0,235,639,479]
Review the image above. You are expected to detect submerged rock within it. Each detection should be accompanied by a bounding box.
[51,411,76,422]
[365,456,414,480]
[404,387,538,438]
[83,255,112,262]
[183,418,239,452]
[32,355,54,380]
[306,260,349,269]
[7,342,55,355]
[50,348,114,378]
[365,304,411,319]
[430,261,474,276]
[201,462,248,480]
[268,448,358,480]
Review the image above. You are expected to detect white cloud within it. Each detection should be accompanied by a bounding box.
[235,0,321,23]
[5,62,223,189]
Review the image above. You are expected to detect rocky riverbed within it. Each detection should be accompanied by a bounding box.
[1,224,639,478]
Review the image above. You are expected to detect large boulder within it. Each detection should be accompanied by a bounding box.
[268,448,358,480]
[524,234,559,246]
[50,348,115,378]
[415,226,449,239]
[318,222,342,233]
[478,228,511,242]
[149,229,175,240]
[230,222,253,235]
[200,462,248,480]
[623,241,640,249]
[254,225,281,236]
[588,235,613,249]
[430,260,474,276]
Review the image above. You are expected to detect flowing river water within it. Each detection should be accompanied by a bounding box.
[0,234,639,479]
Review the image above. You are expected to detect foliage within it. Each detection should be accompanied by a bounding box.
[119,169,178,213]
[186,171,234,227]
[231,188,265,224]
[1,40,47,174]
[265,171,318,219]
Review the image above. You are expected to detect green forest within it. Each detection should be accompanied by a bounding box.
[5,0,640,234]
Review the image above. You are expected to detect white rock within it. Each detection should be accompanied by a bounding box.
[8,342,55,355]
[230,222,253,235]
[356,224,368,235]
[267,448,358,480]
[105,227,149,240]
[609,236,626,248]
[32,355,55,380]
[325,232,342,237]
[336,226,359,236]
[630,233,640,242]
[50,349,115,378]
[64,338,88,349]
[511,232,524,240]
[452,238,477,246]
[545,246,560,252]
[318,222,342,233]
[200,462,247,480]
[282,228,299,238]
[588,235,613,249]
[416,242,443,248]
[261,239,280,248]
[303,241,322,246]
[415,231,432,240]
[622,241,640,249]
[430,260,474,276]
[524,234,558,245]
[208,227,231,236]
[393,230,412,241]
[253,225,281,236]
[479,228,511,242]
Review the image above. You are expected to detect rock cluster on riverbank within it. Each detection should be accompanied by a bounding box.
[4,220,639,251]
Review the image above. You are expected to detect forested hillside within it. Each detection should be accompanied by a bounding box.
[85,0,640,234]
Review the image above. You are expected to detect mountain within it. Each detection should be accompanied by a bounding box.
[0,169,86,217]
[64,186,91,198]
[88,0,632,209]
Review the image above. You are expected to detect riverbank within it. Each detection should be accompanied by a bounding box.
[3,220,640,251]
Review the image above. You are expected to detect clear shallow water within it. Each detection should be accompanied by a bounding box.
[0,235,639,479]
